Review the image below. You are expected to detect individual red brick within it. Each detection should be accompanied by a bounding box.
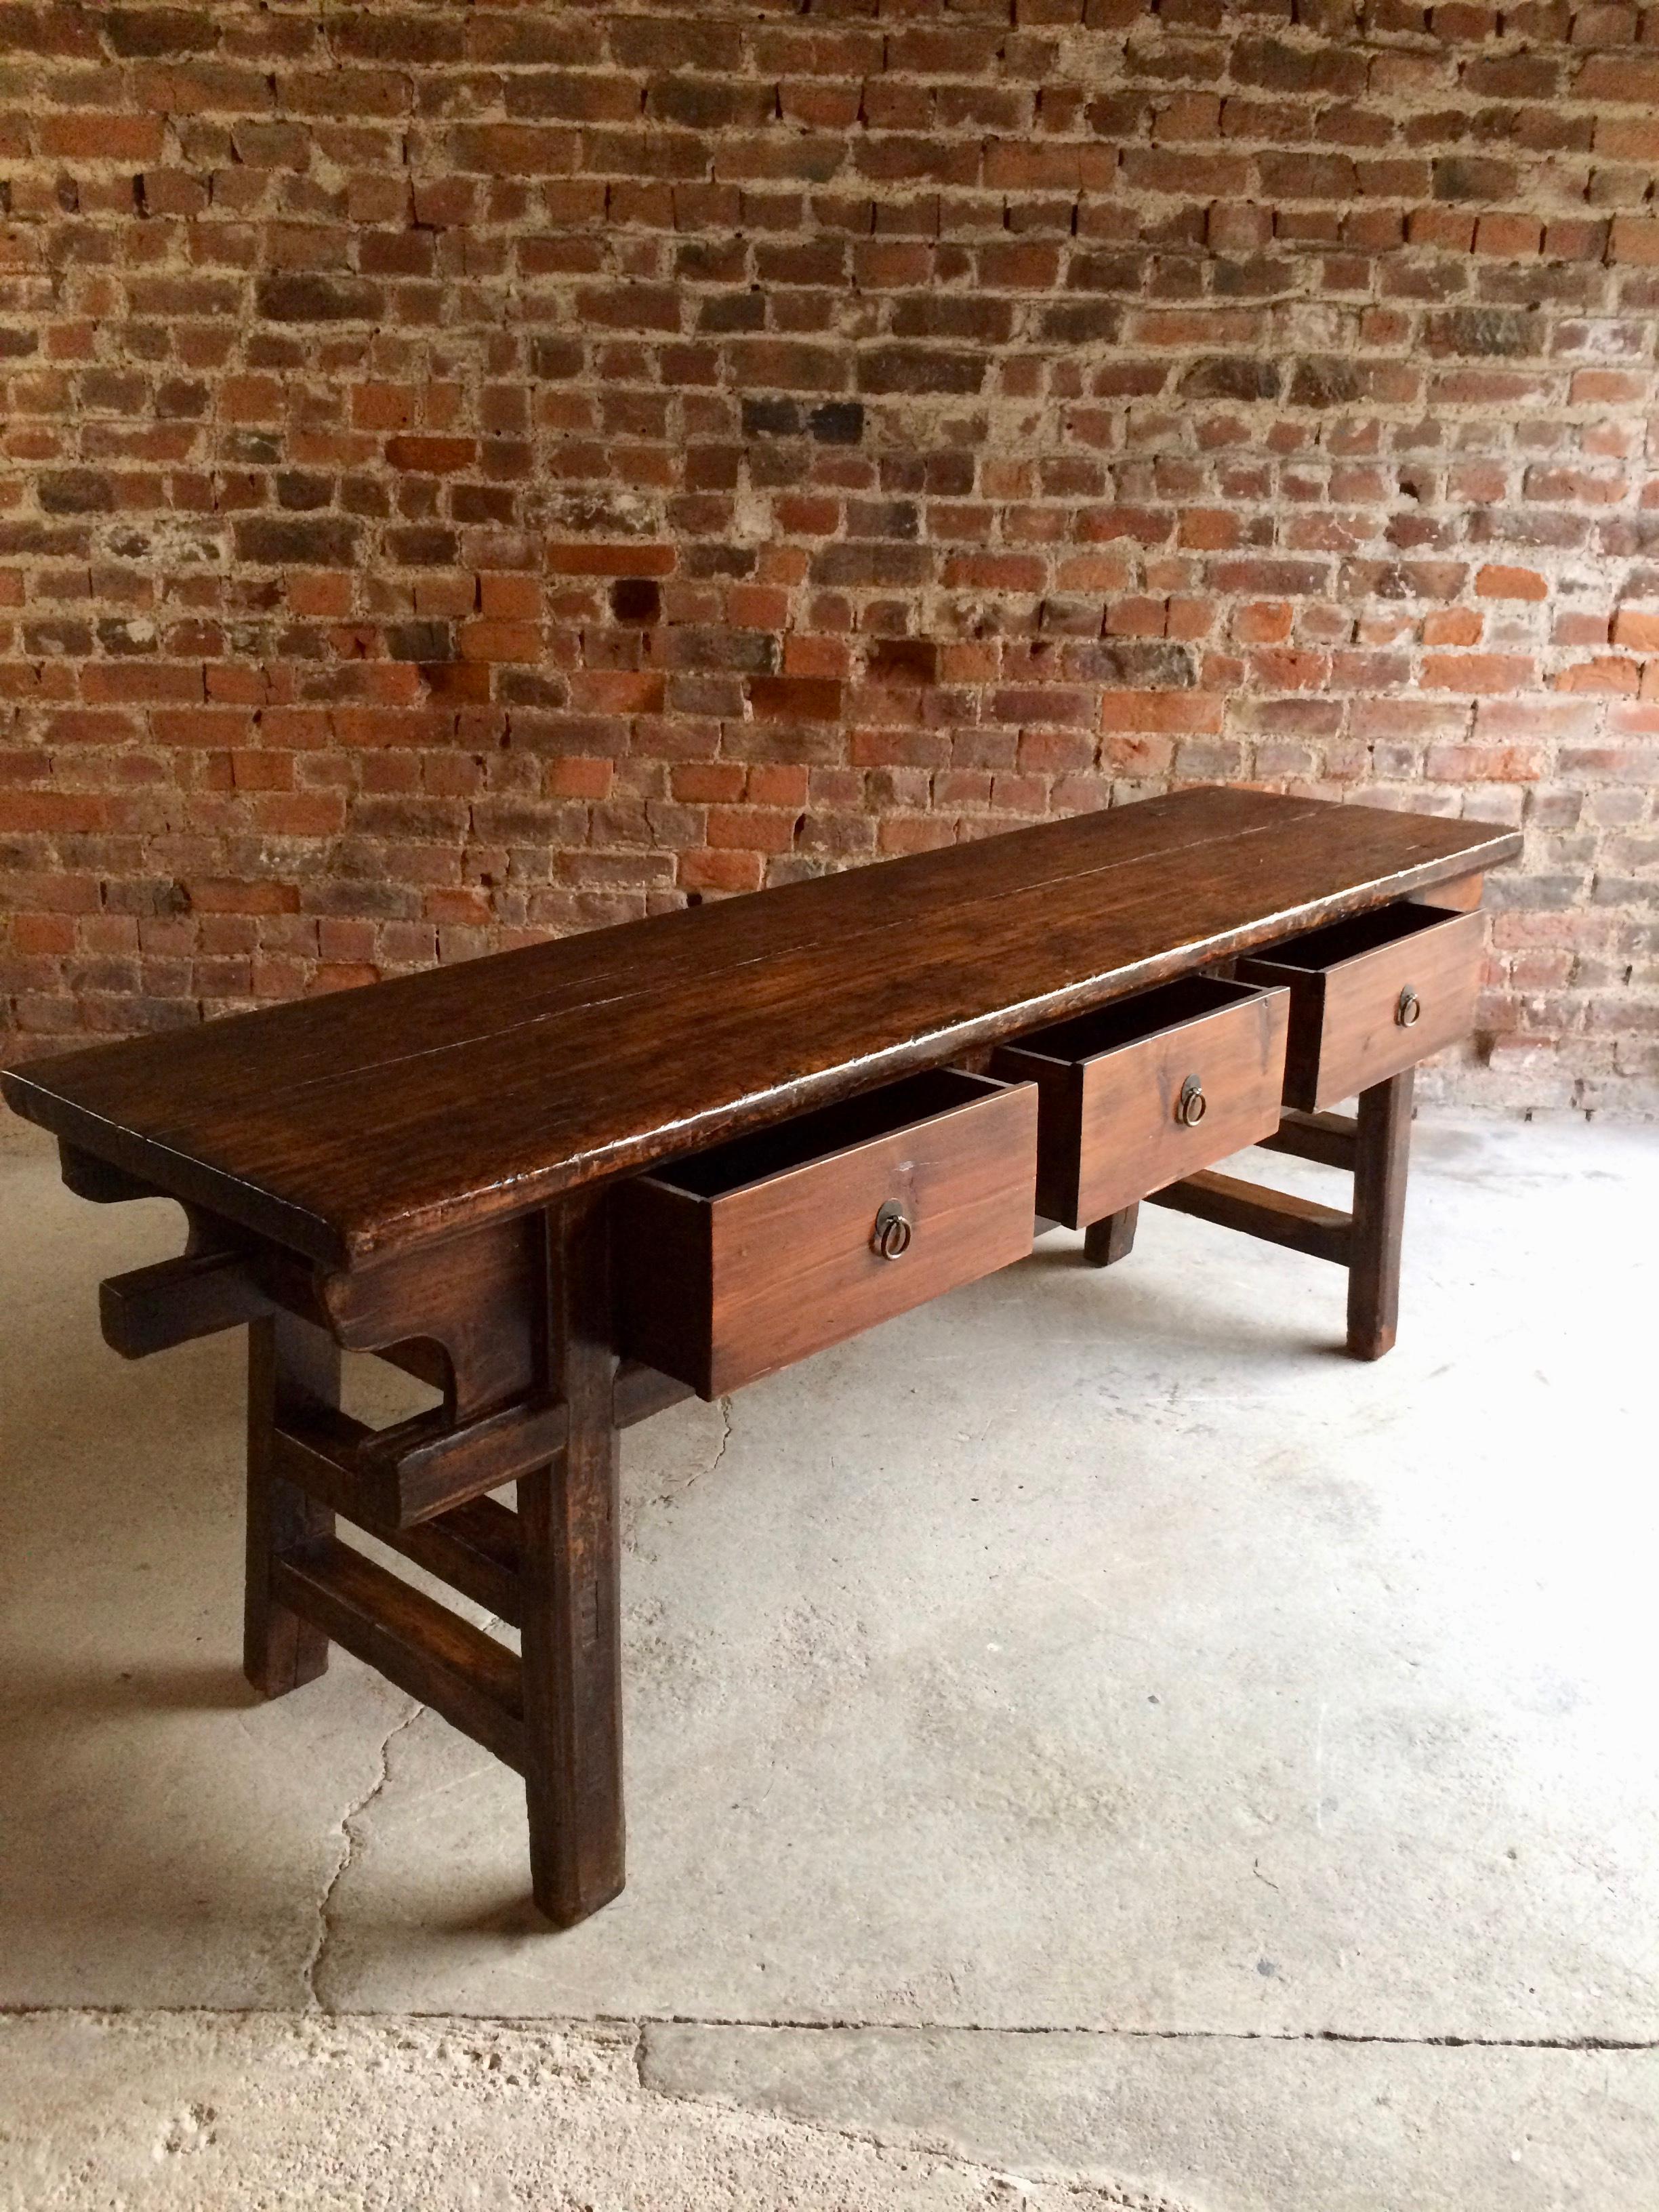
[1477,565,1549,600]
[39,113,166,160]
[680,848,764,893]
[1611,608,1659,649]
[385,437,478,473]
[545,544,677,576]
[1422,608,1483,646]
[1420,654,1536,692]
[567,671,665,712]
[1610,216,1659,264]
[672,762,746,803]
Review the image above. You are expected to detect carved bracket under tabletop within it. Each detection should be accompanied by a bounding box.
[59,1141,165,1208]
[315,1212,546,1423]
[73,1139,576,1527]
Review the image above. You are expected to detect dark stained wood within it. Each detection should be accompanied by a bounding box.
[1347,1069,1414,1361]
[58,1141,160,1206]
[393,1496,521,1629]
[1256,1109,1359,1173]
[519,1192,626,1927]
[1411,871,1483,913]
[991,977,1288,1231]
[354,1397,569,1528]
[245,1311,338,1699]
[272,1415,523,1623]
[1083,1205,1139,1268]
[1235,901,1483,1115]
[379,1336,452,1394]
[272,1536,527,1771]
[616,1069,1038,1399]
[7,790,1521,1937]
[1145,1169,1353,1266]
[274,1392,567,1531]
[1,792,1519,1269]
[317,1214,544,1422]
[99,1248,273,1360]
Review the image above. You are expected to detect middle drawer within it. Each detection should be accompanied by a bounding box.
[615,1067,1038,1399]
[989,975,1290,1230]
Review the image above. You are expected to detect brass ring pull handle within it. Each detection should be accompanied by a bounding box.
[1396,985,1422,1029]
[872,1201,913,1260]
[1176,1074,1208,1128]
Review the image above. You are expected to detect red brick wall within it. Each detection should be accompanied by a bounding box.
[1,1,1655,1109]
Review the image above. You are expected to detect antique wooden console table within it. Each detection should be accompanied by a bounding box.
[1,787,1519,1926]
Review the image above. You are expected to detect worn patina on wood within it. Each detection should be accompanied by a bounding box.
[1,787,1521,1927]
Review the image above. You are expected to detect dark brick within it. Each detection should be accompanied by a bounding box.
[610,577,663,623]
[890,296,1017,344]
[232,515,361,565]
[1425,308,1540,355]
[742,396,802,436]
[1179,356,1282,401]
[747,676,844,719]
[867,638,940,684]
[857,348,989,395]
[255,273,385,323]
[1433,156,1521,201]
[647,78,774,130]
[530,338,583,379]
[811,541,935,586]
[1040,301,1125,345]
[808,400,865,444]
[1232,37,1369,96]
[328,10,466,62]
[275,472,333,511]
[386,621,452,661]
[1073,640,1196,687]
[102,9,218,57]
[38,471,115,515]
[1288,358,1364,405]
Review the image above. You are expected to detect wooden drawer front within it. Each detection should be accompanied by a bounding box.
[616,1069,1038,1399]
[1235,902,1483,1113]
[990,976,1289,1230]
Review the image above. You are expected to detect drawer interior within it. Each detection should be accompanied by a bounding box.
[1248,901,1457,972]
[644,1067,1007,1200]
[1003,974,1267,1067]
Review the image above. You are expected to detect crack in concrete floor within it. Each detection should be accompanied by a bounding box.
[302,1699,424,2011]
[7,2001,1651,2055]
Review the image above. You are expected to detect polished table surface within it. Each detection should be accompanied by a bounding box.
[1,787,1519,1270]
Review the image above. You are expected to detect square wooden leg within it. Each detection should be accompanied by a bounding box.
[1346,1067,1414,1362]
[520,1192,626,1927]
[245,1310,339,1697]
[1083,1202,1139,1267]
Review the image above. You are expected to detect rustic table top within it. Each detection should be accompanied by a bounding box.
[1,787,1519,1269]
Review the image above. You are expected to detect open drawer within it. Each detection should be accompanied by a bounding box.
[615,1068,1038,1398]
[989,975,1289,1231]
[1234,901,1483,1113]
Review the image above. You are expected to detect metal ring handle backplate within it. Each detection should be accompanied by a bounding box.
[873,1201,913,1260]
[1176,1073,1208,1128]
[1396,985,1422,1029]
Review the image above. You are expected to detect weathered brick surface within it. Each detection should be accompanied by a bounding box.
[0,0,1655,1108]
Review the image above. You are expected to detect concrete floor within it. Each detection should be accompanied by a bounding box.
[1,1103,1655,2209]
